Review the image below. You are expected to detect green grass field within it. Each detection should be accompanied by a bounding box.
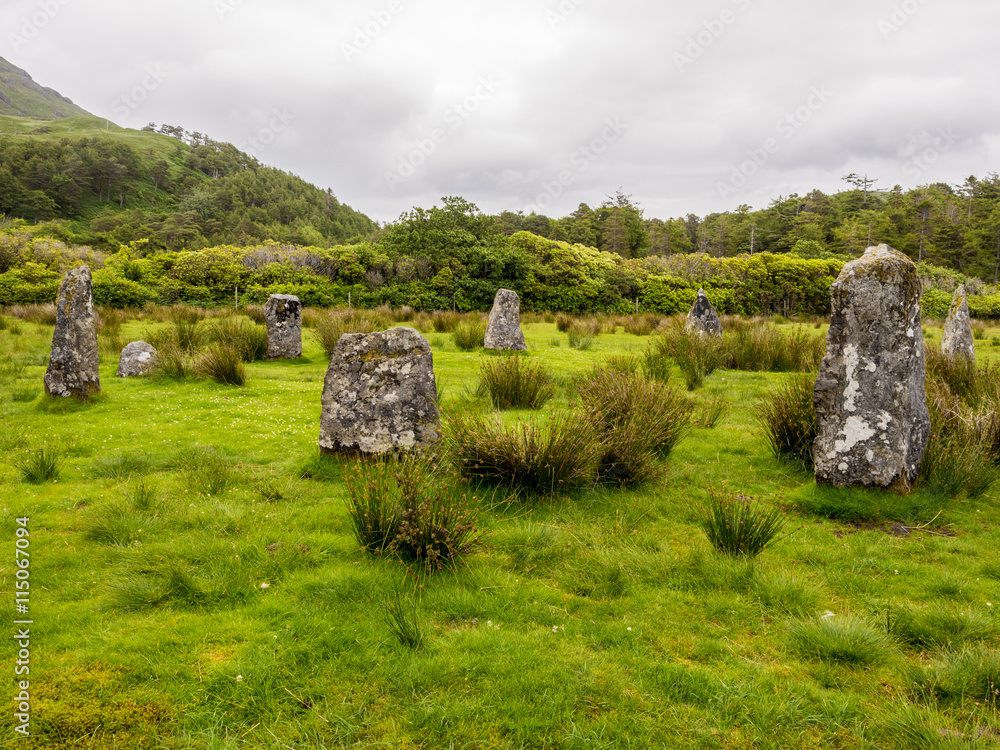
[1,308,999,749]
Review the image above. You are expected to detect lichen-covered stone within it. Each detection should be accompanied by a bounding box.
[116,341,157,377]
[484,288,526,351]
[319,327,440,456]
[44,266,100,398]
[941,285,975,361]
[813,244,930,492]
[264,294,302,359]
[685,288,722,337]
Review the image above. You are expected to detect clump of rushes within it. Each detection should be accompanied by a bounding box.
[477,354,554,410]
[701,490,785,558]
[452,316,486,351]
[578,367,693,486]
[208,317,268,362]
[195,344,246,386]
[446,412,600,496]
[344,454,480,570]
[756,373,817,469]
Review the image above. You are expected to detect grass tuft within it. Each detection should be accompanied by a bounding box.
[195,345,247,386]
[788,614,895,665]
[701,490,785,558]
[756,373,817,469]
[18,447,60,484]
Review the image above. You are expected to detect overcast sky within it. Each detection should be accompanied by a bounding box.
[3,0,999,225]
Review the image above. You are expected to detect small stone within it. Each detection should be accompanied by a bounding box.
[44,266,100,398]
[941,284,975,361]
[813,244,930,492]
[484,288,526,351]
[116,341,157,377]
[264,294,302,359]
[685,288,722,337]
[319,327,440,456]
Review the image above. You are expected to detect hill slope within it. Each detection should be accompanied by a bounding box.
[0,57,90,119]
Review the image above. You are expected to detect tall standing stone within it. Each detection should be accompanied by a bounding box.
[813,244,930,492]
[264,294,302,359]
[44,266,100,398]
[484,289,526,351]
[941,285,975,361]
[319,327,440,456]
[685,288,722,337]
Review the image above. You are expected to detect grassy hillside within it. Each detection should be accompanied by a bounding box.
[0,57,90,119]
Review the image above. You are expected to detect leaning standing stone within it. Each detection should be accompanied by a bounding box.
[813,244,930,492]
[685,288,722,337]
[264,294,302,359]
[484,288,527,351]
[941,285,975,361]
[319,327,440,456]
[44,265,100,398]
[116,341,157,377]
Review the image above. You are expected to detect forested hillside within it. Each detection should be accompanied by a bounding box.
[0,116,375,250]
[502,177,1000,282]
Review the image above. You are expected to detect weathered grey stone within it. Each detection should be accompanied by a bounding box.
[264,294,302,359]
[116,341,157,377]
[941,285,975,361]
[319,327,440,456]
[685,288,722,337]
[484,288,526,351]
[44,266,100,398]
[813,244,930,492]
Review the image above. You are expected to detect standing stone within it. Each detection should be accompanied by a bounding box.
[941,285,975,361]
[685,288,722,337]
[44,266,100,398]
[484,288,526,351]
[813,244,930,492]
[264,294,302,359]
[319,327,440,456]
[116,341,157,377]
